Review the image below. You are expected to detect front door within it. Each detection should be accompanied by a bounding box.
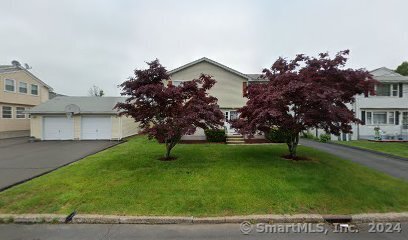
[224,110,239,134]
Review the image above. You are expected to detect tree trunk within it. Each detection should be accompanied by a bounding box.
[287,133,299,159]
[164,135,181,159]
[165,143,172,159]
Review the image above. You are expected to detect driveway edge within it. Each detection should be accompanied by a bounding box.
[0,212,407,224]
[327,141,408,161]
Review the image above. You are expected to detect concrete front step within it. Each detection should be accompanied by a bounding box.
[227,135,244,138]
[226,137,245,144]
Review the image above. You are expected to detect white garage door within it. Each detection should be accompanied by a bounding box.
[81,116,112,140]
[43,116,74,140]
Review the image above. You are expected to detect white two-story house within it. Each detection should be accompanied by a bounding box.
[349,67,408,140]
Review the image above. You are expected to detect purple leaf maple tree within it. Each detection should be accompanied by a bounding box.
[232,50,377,159]
[115,59,224,160]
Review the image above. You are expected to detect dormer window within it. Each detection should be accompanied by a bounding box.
[375,83,398,96]
[4,79,15,92]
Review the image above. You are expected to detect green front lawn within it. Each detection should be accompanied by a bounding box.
[338,140,408,159]
[0,136,407,216]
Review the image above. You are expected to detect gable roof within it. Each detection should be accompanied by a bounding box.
[30,96,126,114]
[0,65,53,90]
[168,57,251,80]
[369,67,408,82]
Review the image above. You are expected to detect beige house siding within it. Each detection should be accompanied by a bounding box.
[1,69,50,138]
[121,116,140,138]
[0,71,49,106]
[169,61,247,109]
[170,61,255,140]
[30,115,42,139]
[73,116,81,140]
[111,115,121,140]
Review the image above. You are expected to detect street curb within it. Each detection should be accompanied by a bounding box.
[327,141,408,161]
[1,212,407,224]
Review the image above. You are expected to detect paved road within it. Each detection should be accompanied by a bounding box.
[300,139,408,180]
[0,138,118,191]
[0,223,406,240]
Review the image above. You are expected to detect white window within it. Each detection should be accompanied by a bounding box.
[16,107,25,119]
[2,106,12,119]
[172,80,184,87]
[31,84,38,95]
[375,83,399,97]
[366,112,372,125]
[4,79,15,92]
[366,111,397,125]
[19,82,28,94]
[392,84,398,96]
[388,111,395,124]
[373,112,387,124]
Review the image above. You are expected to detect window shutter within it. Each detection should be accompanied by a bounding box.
[399,83,403,97]
[396,111,400,125]
[243,82,248,97]
[361,111,366,125]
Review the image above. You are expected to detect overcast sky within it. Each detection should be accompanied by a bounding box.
[1,0,407,96]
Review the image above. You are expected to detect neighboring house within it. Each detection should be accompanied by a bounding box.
[0,65,53,139]
[29,96,139,140]
[352,67,408,140]
[167,57,266,140]
[314,67,408,141]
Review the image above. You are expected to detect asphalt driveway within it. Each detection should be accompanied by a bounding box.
[301,139,408,181]
[0,138,119,191]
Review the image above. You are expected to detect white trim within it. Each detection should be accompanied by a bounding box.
[168,57,251,80]
[3,79,16,93]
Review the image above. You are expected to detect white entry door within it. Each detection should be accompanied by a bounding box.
[224,110,239,134]
[43,116,74,140]
[81,116,112,140]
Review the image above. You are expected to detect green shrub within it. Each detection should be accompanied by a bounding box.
[319,133,331,143]
[205,129,226,142]
[301,131,316,140]
[265,128,288,143]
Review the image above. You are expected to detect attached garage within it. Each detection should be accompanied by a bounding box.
[29,97,140,140]
[81,116,112,140]
[43,116,74,140]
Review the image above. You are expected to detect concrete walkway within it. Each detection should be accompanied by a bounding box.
[300,139,408,180]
